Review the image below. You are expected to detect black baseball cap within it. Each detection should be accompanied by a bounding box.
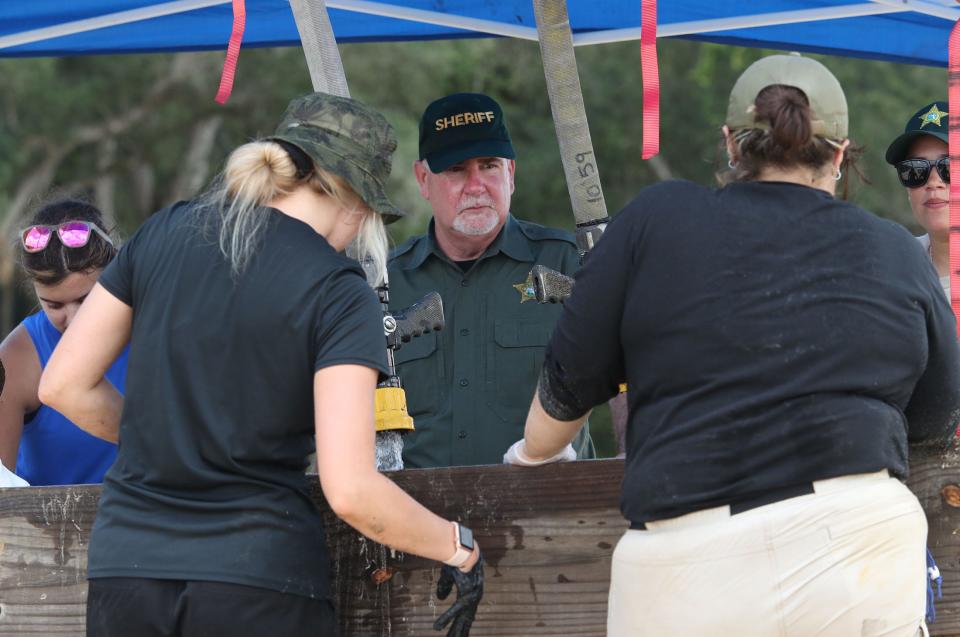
[885,101,949,165]
[418,93,515,173]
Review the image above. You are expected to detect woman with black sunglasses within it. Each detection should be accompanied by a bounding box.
[0,198,126,486]
[886,101,951,297]
[506,55,960,636]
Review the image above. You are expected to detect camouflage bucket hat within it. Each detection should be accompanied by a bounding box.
[271,92,404,223]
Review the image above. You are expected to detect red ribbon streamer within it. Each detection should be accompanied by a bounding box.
[640,0,659,159]
[949,17,960,436]
[215,0,247,105]
[950,18,960,335]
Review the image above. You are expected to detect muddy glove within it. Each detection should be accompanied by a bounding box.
[434,550,484,637]
[503,439,576,466]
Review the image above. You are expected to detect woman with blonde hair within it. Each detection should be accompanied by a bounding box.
[40,93,482,637]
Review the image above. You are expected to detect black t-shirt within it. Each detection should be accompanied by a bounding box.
[91,201,388,598]
[546,180,960,526]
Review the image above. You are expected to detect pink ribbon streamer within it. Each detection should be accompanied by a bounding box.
[641,0,660,159]
[215,0,247,105]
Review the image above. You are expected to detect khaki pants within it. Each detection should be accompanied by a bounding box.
[608,471,928,637]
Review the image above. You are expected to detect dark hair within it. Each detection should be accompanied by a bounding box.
[721,85,866,196]
[19,198,117,286]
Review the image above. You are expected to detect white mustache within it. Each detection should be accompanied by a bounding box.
[457,196,496,213]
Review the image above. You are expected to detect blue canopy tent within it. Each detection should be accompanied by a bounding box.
[1,5,960,634]
[0,0,958,66]
[4,0,960,295]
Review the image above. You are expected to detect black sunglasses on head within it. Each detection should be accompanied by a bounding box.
[895,157,950,188]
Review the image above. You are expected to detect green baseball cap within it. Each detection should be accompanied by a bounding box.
[726,54,848,140]
[885,101,949,165]
[271,92,403,223]
[419,93,515,173]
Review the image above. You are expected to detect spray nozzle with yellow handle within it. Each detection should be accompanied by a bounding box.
[375,290,444,433]
[373,284,445,473]
[359,257,444,470]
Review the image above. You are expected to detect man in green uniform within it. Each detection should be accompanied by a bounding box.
[389,92,594,468]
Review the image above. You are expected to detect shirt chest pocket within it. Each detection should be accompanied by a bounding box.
[394,332,442,418]
[485,320,554,425]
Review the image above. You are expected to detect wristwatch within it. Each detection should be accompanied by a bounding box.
[443,522,475,569]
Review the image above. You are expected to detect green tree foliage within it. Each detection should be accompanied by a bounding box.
[0,39,947,455]
[1,39,943,253]
[344,38,944,240]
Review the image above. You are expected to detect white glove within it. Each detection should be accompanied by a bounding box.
[503,440,576,466]
[0,459,29,488]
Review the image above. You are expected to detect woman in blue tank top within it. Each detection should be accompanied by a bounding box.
[0,198,127,485]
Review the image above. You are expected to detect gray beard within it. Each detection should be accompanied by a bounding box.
[452,210,500,236]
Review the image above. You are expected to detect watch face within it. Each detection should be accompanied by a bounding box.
[459,524,475,551]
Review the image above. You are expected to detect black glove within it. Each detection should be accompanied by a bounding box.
[433,550,484,637]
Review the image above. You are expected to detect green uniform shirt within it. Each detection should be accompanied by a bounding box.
[388,215,595,468]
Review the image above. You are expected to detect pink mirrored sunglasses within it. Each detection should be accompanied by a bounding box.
[20,220,114,253]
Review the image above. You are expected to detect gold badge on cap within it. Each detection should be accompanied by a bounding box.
[513,272,536,303]
[919,104,948,129]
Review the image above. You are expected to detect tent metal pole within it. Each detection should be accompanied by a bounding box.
[327,0,538,41]
[863,0,960,22]
[0,0,538,52]
[1,0,952,53]
[0,0,228,50]
[573,3,909,45]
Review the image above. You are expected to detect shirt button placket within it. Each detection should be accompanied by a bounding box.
[451,268,477,466]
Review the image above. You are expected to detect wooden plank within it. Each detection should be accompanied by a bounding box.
[0,453,957,636]
[0,486,97,636]
[906,439,960,636]
[318,460,626,636]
